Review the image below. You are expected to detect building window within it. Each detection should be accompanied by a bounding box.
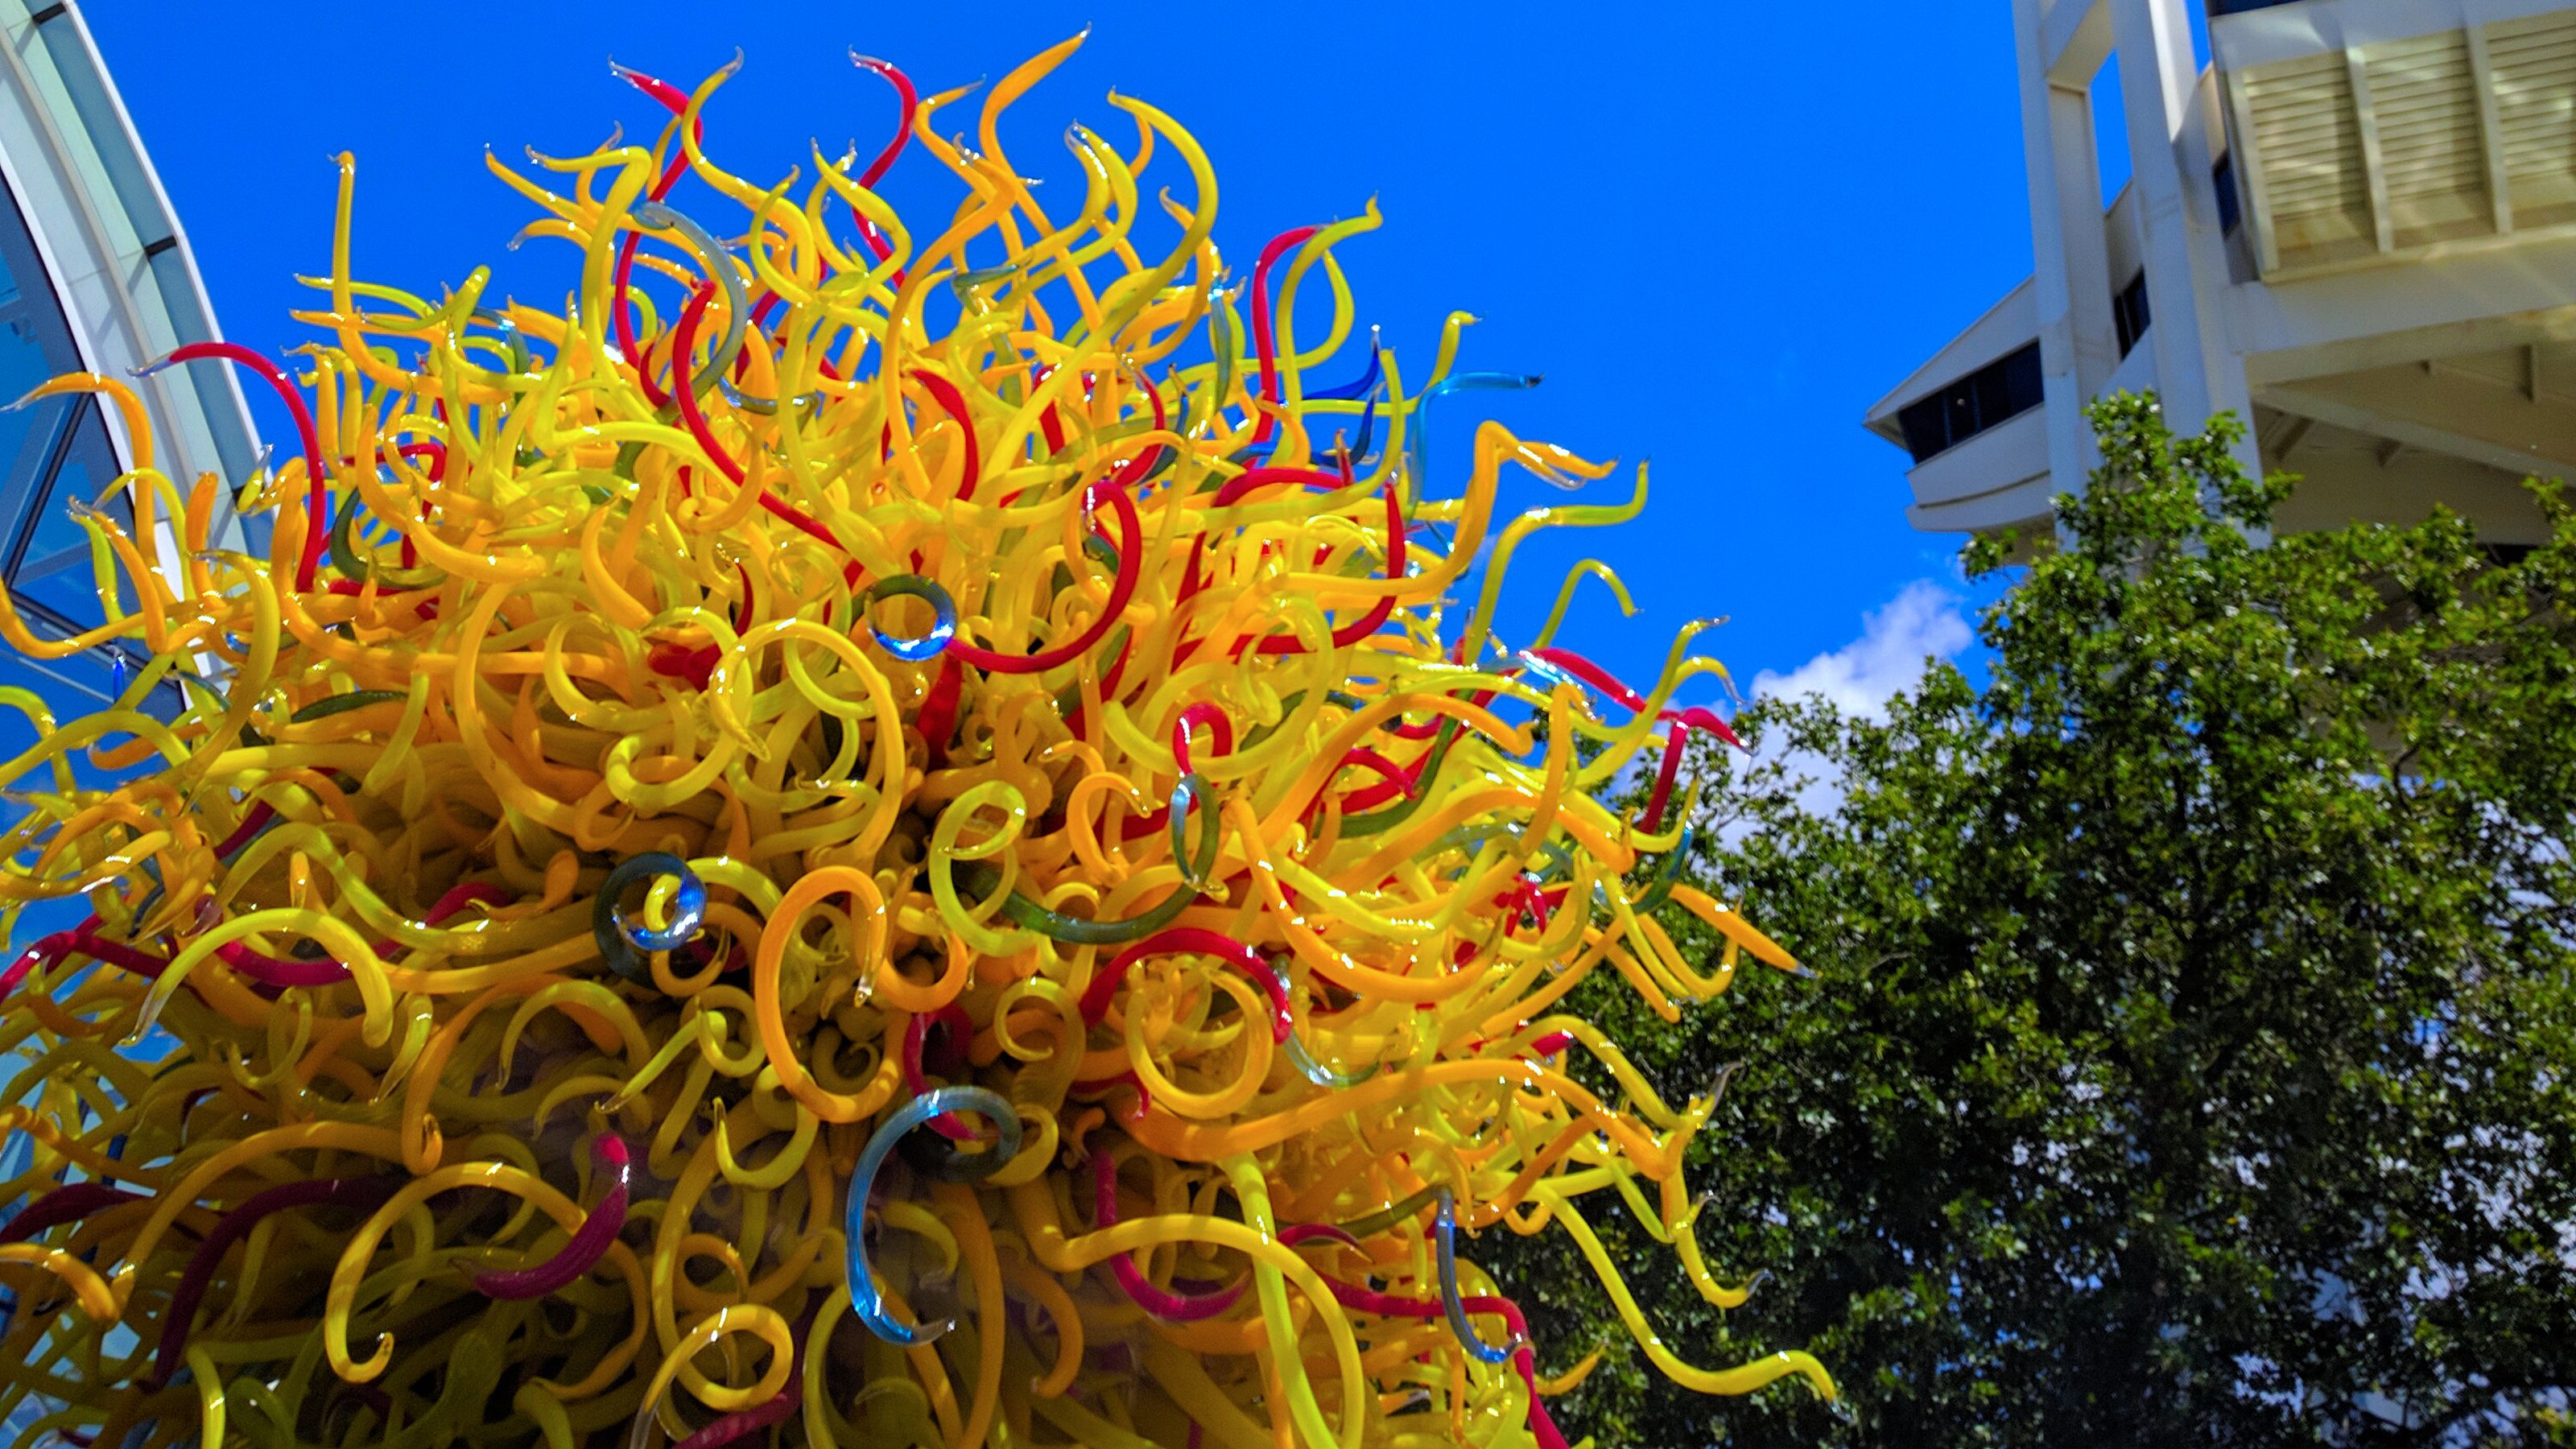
[1895,342,2045,464]
[2113,270,2152,358]
[2206,0,2310,13]
[2213,152,2242,235]
[0,167,161,710]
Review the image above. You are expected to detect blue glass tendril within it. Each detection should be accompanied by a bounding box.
[846,1086,1021,1345]
[1435,1188,1521,1365]
[592,853,706,981]
[865,575,957,662]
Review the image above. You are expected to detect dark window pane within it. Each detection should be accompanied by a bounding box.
[1897,397,1949,464]
[10,402,129,630]
[2214,153,2242,235]
[4,400,169,721]
[1943,381,1979,447]
[2001,344,2045,415]
[0,199,85,381]
[0,396,71,558]
[1972,362,2015,430]
[0,214,86,557]
[2114,271,2151,357]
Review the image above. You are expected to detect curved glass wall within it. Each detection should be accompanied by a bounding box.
[0,167,140,710]
[0,0,265,717]
[21,2,256,497]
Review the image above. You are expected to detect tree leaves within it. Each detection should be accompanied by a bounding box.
[1488,398,2576,1447]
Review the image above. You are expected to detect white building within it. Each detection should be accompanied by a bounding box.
[1868,0,2576,559]
[0,0,256,709]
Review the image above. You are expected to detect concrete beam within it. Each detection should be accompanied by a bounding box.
[2044,0,2116,83]
[2018,0,2125,502]
[2261,370,2576,477]
[2227,229,2576,371]
[2260,409,2317,460]
[2114,0,2267,485]
[2244,299,2576,384]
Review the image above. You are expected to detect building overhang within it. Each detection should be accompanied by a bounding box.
[1864,279,2039,445]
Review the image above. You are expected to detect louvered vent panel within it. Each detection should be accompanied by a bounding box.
[2487,12,2576,225]
[2243,52,2372,266]
[2366,33,2491,246]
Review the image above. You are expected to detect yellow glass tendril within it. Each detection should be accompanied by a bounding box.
[0,34,1828,1449]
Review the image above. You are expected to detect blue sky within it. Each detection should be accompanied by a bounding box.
[85,0,2048,709]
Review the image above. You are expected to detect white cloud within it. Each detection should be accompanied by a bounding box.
[1725,581,1974,828]
[1753,580,1974,720]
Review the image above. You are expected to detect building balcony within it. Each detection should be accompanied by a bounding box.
[1903,404,2054,535]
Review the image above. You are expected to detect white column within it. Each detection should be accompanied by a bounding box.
[2112,0,2268,507]
[2015,0,2123,508]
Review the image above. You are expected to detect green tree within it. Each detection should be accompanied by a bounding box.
[1489,397,2576,1446]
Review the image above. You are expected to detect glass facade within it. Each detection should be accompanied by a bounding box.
[0,0,268,720]
[0,163,141,710]
[0,130,163,993]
